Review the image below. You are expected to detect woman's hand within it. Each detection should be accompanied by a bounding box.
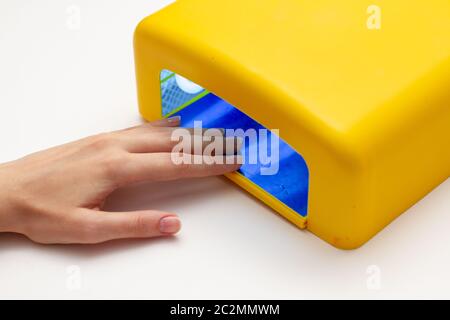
[0,117,241,244]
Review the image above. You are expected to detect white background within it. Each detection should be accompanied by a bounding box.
[0,0,449,299]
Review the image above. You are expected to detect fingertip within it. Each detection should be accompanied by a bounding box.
[159,215,182,235]
[226,155,244,170]
[166,116,181,126]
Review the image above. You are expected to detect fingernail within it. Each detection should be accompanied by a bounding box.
[224,154,244,167]
[167,116,181,123]
[235,154,244,165]
[205,128,225,137]
[224,137,244,155]
[159,216,181,234]
[236,137,244,152]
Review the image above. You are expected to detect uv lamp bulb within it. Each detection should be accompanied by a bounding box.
[175,74,204,94]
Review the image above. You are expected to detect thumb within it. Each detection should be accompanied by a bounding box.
[73,208,182,243]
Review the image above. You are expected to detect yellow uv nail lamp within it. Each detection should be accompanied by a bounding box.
[134,0,450,249]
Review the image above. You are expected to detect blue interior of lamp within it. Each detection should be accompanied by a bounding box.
[160,70,309,217]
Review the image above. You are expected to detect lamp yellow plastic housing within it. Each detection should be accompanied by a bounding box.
[134,0,450,249]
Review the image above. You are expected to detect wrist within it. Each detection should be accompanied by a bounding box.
[0,165,20,233]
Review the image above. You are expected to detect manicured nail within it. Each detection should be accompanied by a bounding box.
[236,137,244,152]
[224,137,244,155]
[167,116,181,123]
[159,216,181,234]
[235,154,244,165]
[204,128,225,138]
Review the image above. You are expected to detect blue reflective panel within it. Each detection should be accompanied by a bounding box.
[160,71,309,217]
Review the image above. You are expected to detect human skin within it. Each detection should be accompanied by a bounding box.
[0,116,241,244]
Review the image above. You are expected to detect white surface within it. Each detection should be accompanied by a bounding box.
[0,0,449,300]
